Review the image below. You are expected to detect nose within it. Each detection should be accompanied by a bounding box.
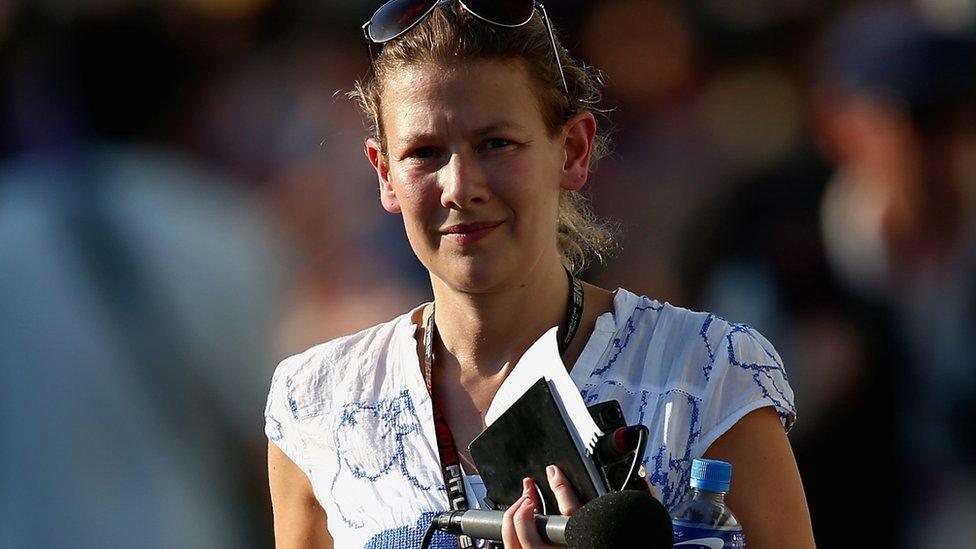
[439,151,490,210]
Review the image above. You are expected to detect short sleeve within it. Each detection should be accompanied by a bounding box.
[264,353,307,470]
[694,323,797,456]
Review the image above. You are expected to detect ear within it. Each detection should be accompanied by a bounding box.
[365,138,401,213]
[559,111,597,191]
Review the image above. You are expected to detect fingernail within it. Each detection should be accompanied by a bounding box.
[546,465,556,478]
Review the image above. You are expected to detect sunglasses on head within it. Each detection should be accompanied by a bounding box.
[362,0,569,93]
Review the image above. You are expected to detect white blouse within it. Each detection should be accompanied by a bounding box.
[265,288,796,548]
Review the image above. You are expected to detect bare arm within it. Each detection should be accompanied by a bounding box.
[703,407,816,548]
[268,442,333,549]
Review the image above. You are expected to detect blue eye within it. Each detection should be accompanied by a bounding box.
[484,138,512,150]
[409,147,438,159]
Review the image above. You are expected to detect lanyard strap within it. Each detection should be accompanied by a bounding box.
[423,306,472,548]
[420,331,464,490]
[562,269,585,356]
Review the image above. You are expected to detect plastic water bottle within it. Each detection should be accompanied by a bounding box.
[671,458,745,548]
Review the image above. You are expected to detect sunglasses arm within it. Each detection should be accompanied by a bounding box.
[363,22,378,61]
[536,3,569,94]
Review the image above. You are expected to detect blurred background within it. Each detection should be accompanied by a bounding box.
[1,0,974,547]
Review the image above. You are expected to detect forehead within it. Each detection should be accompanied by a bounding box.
[380,59,548,141]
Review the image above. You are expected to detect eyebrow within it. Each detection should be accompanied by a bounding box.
[468,122,528,137]
[398,122,528,144]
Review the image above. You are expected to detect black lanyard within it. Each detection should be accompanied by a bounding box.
[421,269,585,545]
[562,269,585,356]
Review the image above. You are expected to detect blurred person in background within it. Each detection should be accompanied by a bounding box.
[667,1,897,544]
[166,1,431,354]
[578,0,719,302]
[813,3,976,546]
[679,1,976,542]
[265,1,814,548]
[0,4,289,547]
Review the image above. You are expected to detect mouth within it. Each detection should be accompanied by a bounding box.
[439,220,504,245]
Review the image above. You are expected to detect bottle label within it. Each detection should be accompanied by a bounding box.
[672,523,745,548]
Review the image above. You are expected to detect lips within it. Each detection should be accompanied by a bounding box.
[439,220,504,245]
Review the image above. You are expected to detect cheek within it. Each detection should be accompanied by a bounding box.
[392,171,437,211]
[391,174,441,247]
[504,163,560,219]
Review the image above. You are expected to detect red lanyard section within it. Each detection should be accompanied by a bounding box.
[423,307,473,548]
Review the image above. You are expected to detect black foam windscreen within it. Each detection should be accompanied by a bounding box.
[564,490,673,549]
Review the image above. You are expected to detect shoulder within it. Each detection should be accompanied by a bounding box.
[592,290,797,510]
[605,288,726,351]
[634,294,796,443]
[608,289,779,375]
[266,308,420,422]
[599,289,734,387]
[653,301,784,389]
[600,288,795,428]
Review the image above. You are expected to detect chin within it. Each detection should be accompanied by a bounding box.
[433,256,519,294]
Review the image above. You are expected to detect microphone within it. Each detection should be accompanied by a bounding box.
[430,490,673,548]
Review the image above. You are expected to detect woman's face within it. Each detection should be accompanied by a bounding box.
[366,59,594,293]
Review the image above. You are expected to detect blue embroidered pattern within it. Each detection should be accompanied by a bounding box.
[588,300,661,379]
[700,314,718,382]
[266,414,284,443]
[329,390,438,529]
[726,323,796,424]
[636,389,650,424]
[265,369,296,451]
[646,390,701,511]
[365,512,456,549]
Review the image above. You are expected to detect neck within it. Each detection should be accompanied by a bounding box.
[429,259,570,378]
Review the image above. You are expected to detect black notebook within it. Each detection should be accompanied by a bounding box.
[468,378,605,513]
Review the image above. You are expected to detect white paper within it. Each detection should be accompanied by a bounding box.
[484,327,605,493]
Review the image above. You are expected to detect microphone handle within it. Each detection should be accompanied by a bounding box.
[447,510,569,544]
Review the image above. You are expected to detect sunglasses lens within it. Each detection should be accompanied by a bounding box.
[462,0,534,26]
[368,0,437,42]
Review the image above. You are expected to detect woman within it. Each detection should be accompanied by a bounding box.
[266,2,815,548]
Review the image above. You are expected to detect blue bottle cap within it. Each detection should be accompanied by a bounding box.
[690,458,732,493]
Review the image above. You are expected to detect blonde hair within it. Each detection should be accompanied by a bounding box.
[351,3,617,273]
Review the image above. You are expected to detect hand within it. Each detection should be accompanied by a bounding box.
[500,465,580,548]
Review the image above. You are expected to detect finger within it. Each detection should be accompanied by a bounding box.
[523,477,541,511]
[546,464,580,516]
[513,495,547,547]
[502,495,527,549]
